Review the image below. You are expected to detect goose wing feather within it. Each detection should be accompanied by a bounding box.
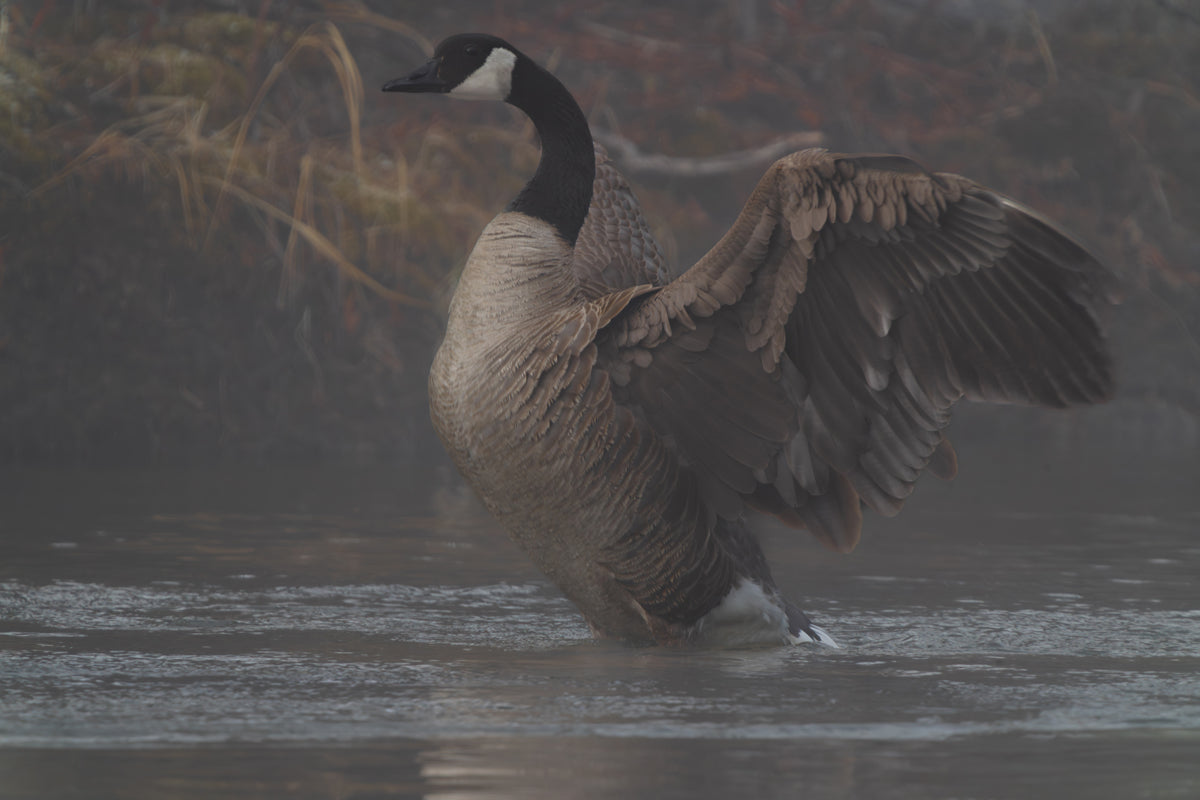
[574,144,674,292]
[600,148,1117,553]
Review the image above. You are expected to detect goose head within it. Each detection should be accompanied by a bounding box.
[382,34,519,102]
[383,34,596,246]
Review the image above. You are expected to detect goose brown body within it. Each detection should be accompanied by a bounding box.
[427,211,679,642]
[390,34,1118,647]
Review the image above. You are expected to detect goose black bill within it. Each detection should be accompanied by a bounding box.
[382,59,447,93]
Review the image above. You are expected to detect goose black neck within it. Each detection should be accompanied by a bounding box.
[505,55,594,246]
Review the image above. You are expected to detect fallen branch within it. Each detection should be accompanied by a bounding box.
[593,129,824,177]
[1154,0,1200,27]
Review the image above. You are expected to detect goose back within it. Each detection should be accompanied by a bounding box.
[573,144,674,292]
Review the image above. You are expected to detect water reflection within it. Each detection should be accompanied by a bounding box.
[3,732,1199,799]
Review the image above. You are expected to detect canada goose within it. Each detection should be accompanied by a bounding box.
[383,34,1117,647]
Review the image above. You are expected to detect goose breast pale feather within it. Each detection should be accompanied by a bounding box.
[386,34,1118,647]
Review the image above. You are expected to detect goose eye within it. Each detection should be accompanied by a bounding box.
[464,44,481,57]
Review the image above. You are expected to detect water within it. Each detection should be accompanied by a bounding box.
[1,449,1198,799]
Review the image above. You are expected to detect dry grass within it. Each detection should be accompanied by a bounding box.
[1,0,1196,462]
[0,5,531,460]
[20,9,515,321]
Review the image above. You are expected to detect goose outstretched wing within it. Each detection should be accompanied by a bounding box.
[600,148,1118,553]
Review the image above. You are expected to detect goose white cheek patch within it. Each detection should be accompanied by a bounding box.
[450,48,517,101]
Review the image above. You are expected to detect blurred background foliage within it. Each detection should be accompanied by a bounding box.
[0,0,1196,464]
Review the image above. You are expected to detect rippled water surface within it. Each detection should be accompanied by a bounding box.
[1,451,1198,799]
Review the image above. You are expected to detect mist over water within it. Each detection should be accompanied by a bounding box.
[1,454,1197,798]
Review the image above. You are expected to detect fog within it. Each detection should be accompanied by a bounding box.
[1,0,1196,465]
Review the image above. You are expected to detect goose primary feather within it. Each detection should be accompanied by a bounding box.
[383,33,1118,647]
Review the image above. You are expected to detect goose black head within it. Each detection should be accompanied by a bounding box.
[382,34,518,101]
[383,33,595,246]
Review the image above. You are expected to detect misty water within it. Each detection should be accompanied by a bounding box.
[1,437,1198,799]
